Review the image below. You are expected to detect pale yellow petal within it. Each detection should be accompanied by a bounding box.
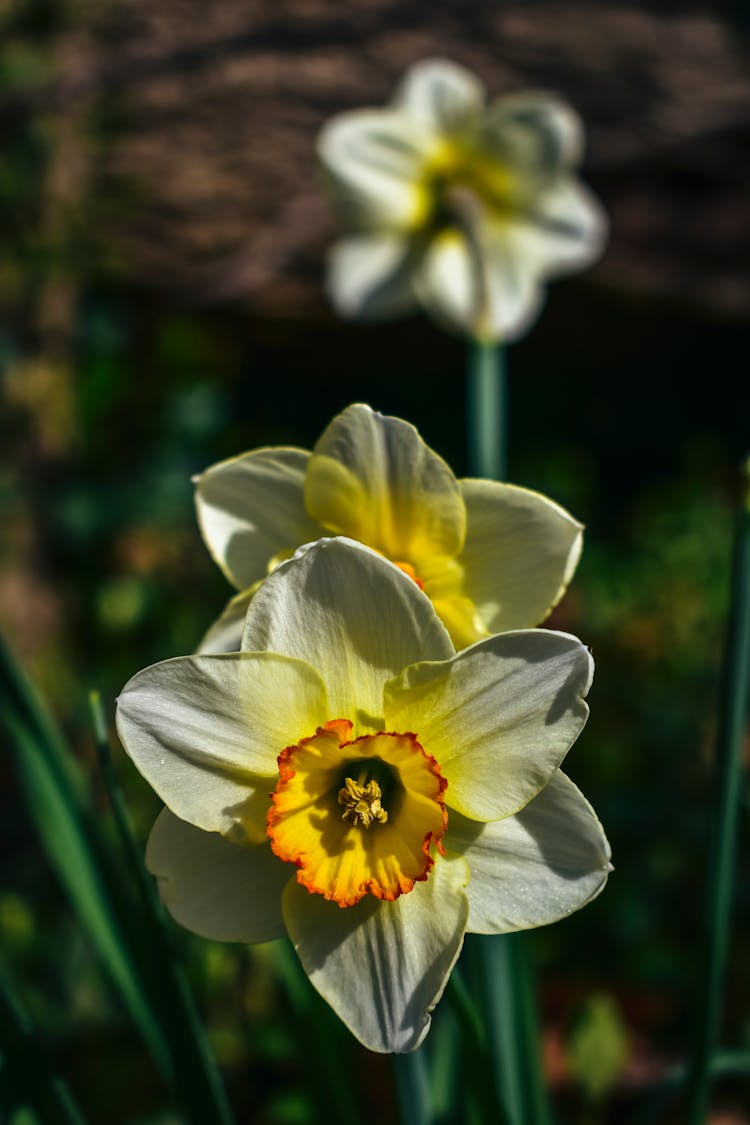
[460,479,583,631]
[447,771,611,933]
[241,538,453,732]
[147,808,290,942]
[116,652,328,837]
[384,630,593,821]
[305,403,466,562]
[283,853,469,1053]
[195,447,321,590]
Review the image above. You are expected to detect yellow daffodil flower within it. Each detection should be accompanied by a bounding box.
[195,403,583,653]
[116,538,611,1054]
[318,58,606,341]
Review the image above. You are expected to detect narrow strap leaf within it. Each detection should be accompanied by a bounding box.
[89,691,235,1125]
[684,458,750,1123]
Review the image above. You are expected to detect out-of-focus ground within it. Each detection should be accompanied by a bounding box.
[1,1,749,1122]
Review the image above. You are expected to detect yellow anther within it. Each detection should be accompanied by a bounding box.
[338,777,389,829]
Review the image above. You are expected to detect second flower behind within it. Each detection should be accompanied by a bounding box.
[195,403,583,652]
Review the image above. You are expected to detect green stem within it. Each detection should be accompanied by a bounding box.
[445,969,511,1125]
[684,458,750,1124]
[473,933,550,1125]
[465,340,550,1124]
[467,340,507,480]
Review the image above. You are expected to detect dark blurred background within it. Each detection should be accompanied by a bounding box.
[1,1,749,1121]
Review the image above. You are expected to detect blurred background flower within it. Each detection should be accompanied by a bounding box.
[319,58,606,341]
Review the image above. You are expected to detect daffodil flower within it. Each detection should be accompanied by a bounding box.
[116,538,610,1053]
[318,58,606,342]
[195,403,582,653]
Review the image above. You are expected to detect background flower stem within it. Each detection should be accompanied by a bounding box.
[467,339,507,480]
[465,336,550,1125]
[684,456,750,1124]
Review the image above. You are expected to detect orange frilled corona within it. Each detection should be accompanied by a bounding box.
[267,719,447,908]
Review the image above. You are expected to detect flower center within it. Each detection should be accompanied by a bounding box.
[425,141,516,228]
[338,775,389,828]
[267,719,447,908]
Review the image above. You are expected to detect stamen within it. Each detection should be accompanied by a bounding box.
[338,777,389,828]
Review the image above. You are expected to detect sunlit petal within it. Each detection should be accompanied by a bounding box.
[242,538,453,729]
[116,651,328,837]
[460,479,583,632]
[447,771,611,933]
[385,630,593,820]
[305,404,466,562]
[283,854,469,1053]
[195,448,321,591]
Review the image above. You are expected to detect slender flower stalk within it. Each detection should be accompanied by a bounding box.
[685,458,750,1123]
[468,341,507,481]
[466,344,550,1124]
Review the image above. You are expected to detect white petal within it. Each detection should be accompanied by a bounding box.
[305,403,465,561]
[480,92,585,184]
[394,58,485,133]
[146,808,290,942]
[481,228,545,341]
[460,479,583,632]
[507,178,607,279]
[283,854,469,1053]
[447,771,611,933]
[195,447,321,591]
[384,630,593,821]
[116,652,328,837]
[242,538,454,731]
[198,590,253,654]
[318,110,433,230]
[327,233,420,321]
[414,229,478,337]
[415,227,542,343]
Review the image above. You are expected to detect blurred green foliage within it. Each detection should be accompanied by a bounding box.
[567,993,630,1102]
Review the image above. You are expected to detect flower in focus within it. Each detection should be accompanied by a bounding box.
[195,402,583,652]
[318,58,606,342]
[116,538,610,1053]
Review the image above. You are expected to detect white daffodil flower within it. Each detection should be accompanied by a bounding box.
[318,58,606,342]
[116,538,611,1054]
[195,403,583,653]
